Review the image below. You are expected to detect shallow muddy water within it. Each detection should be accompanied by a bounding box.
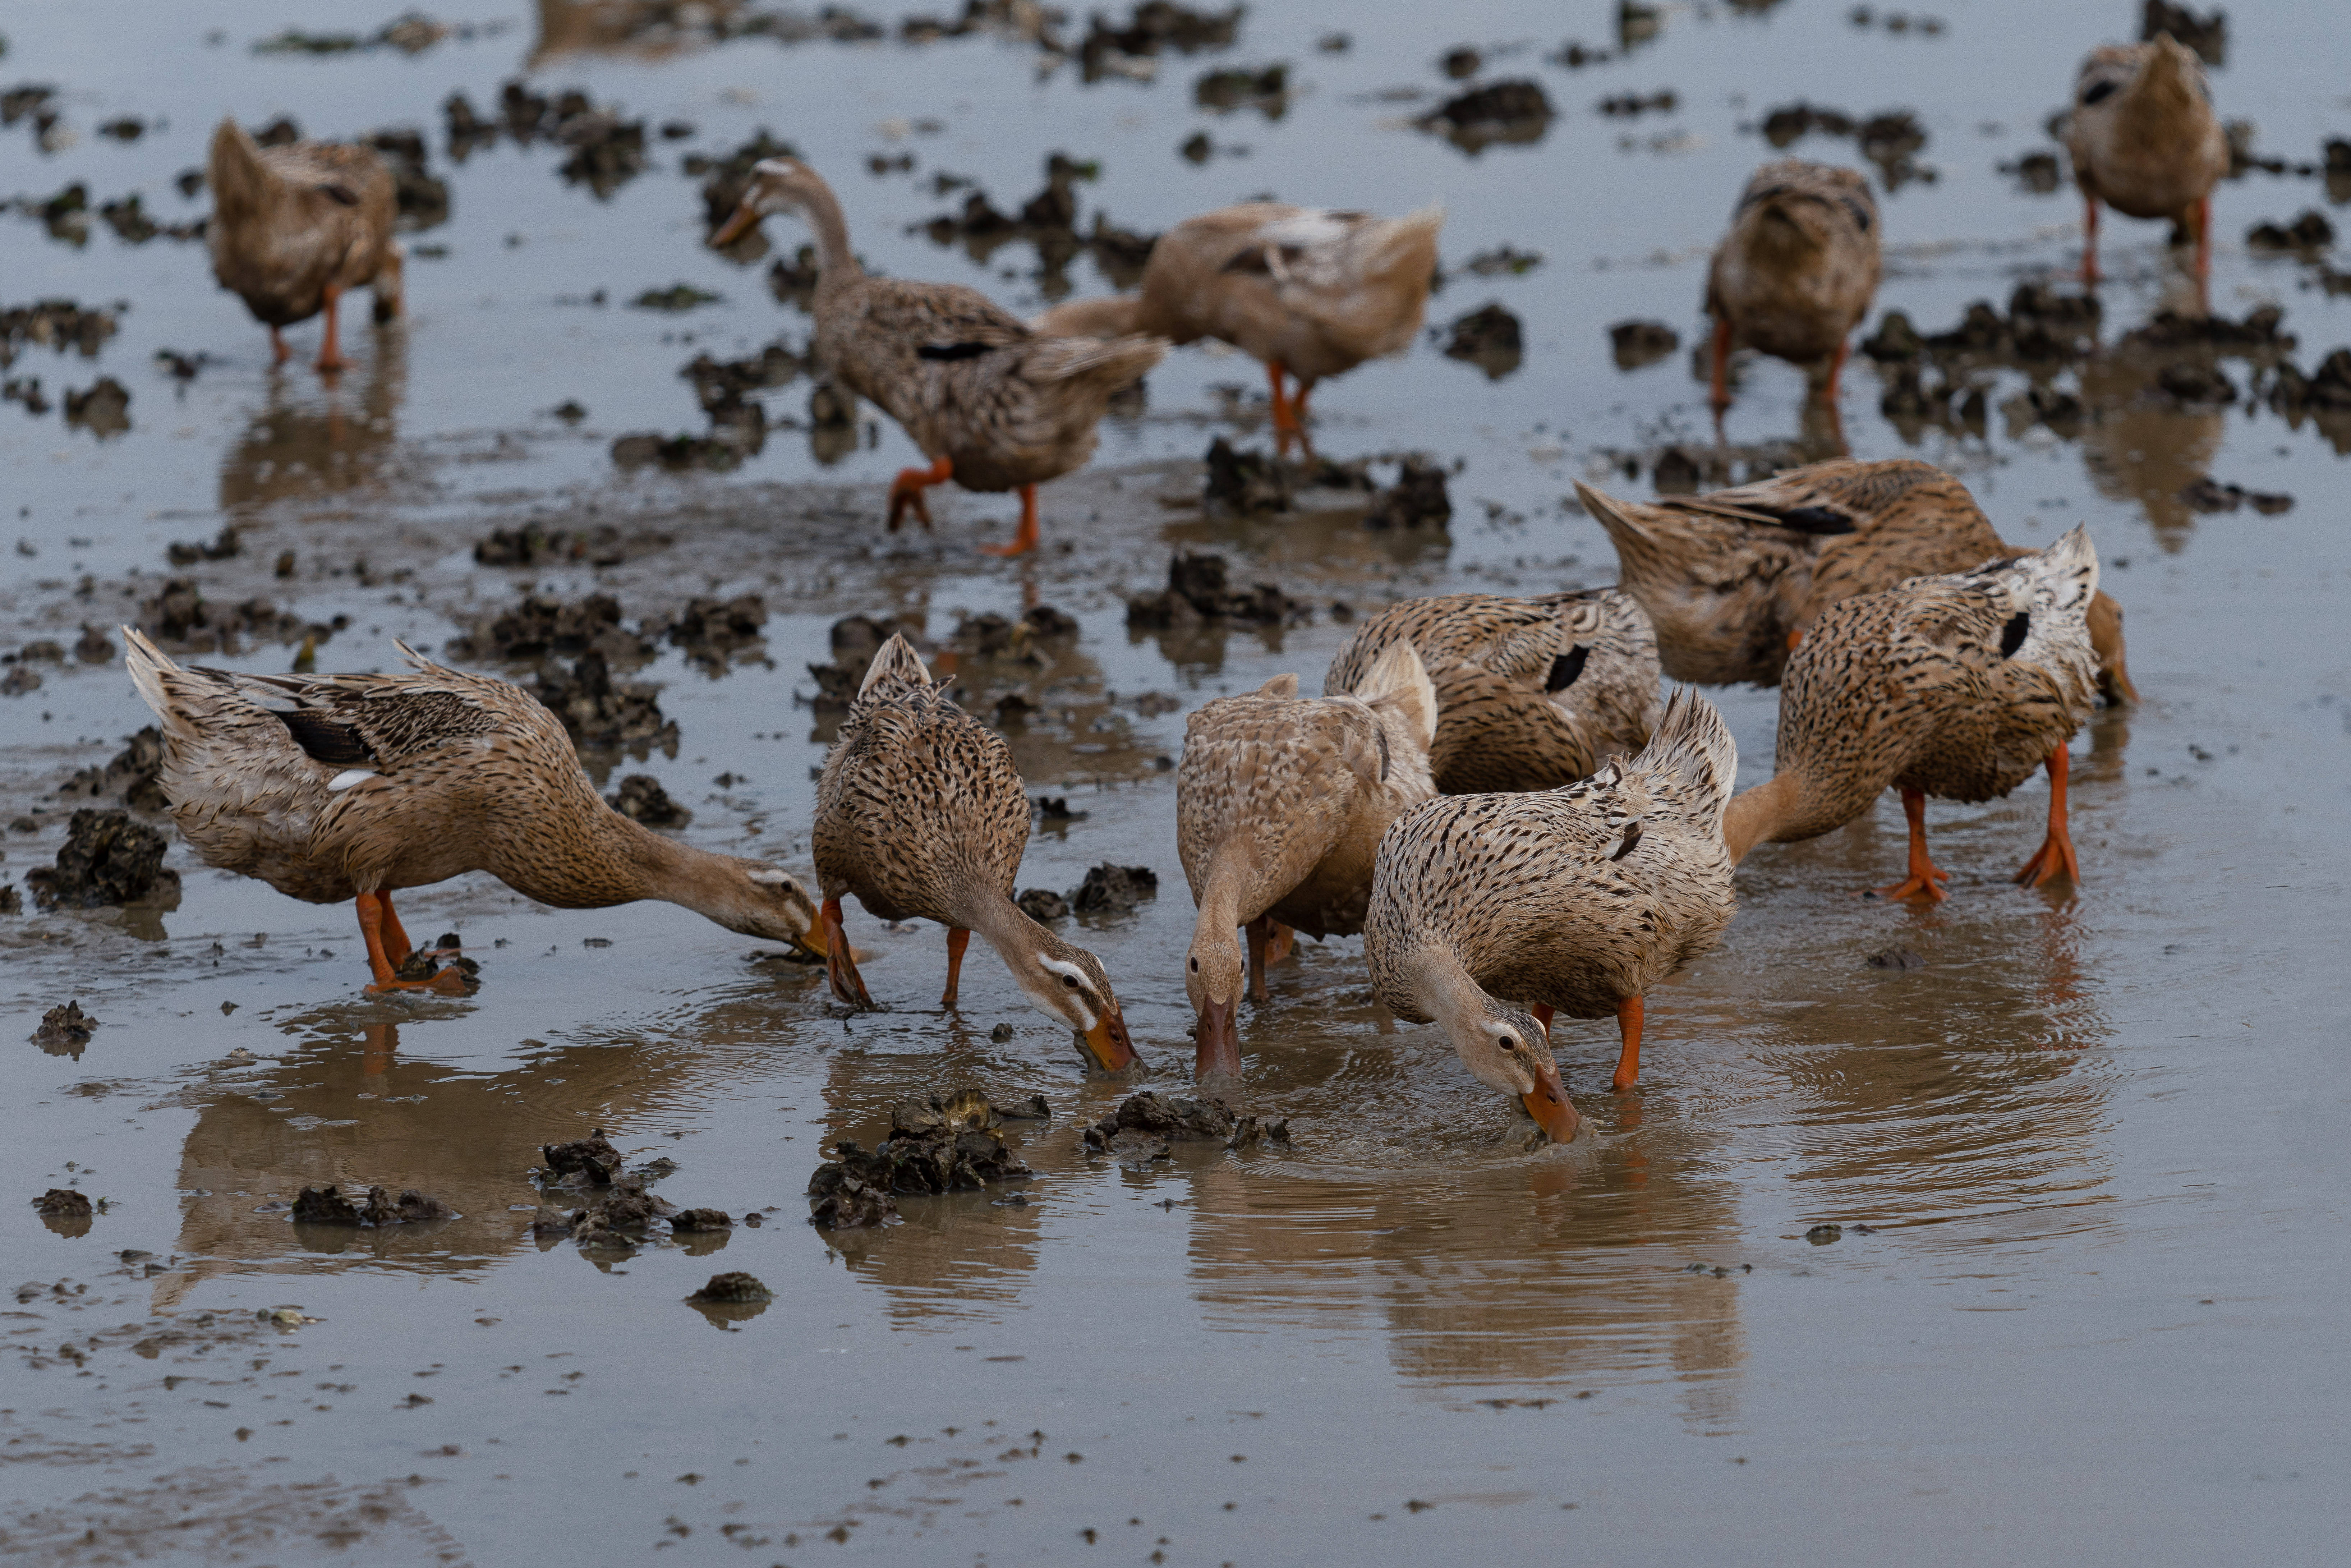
[3,0,2348,1562]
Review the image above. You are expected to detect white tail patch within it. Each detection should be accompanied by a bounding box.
[326,769,377,792]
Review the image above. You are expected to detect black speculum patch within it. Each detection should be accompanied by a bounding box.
[1546,646,1591,692]
[2000,612,2030,658]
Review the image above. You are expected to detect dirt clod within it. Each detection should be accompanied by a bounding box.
[56,726,165,811]
[606,774,690,827]
[292,1185,457,1226]
[1420,80,1556,152]
[534,652,681,754]
[26,810,177,908]
[1081,1091,1290,1154]
[1070,863,1157,914]
[687,1271,772,1302]
[809,1099,1034,1206]
[1203,437,1291,514]
[1017,888,1071,921]
[541,1133,625,1186]
[35,1188,92,1218]
[1362,456,1453,530]
[1866,947,1926,970]
[669,1208,732,1232]
[31,1000,95,1049]
[1609,319,1680,370]
[1439,303,1523,379]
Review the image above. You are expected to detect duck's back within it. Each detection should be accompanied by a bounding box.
[814,682,1028,920]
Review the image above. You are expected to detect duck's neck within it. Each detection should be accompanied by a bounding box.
[1192,840,1256,937]
[1406,942,1491,1034]
[1721,771,1807,865]
[798,180,863,297]
[492,803,751,929]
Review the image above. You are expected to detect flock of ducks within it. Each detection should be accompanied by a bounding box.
[148,29,2206,1139]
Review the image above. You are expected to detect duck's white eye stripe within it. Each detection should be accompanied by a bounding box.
[746,869,796,886]
[1038,956,1088,987]
[326,769,376,792]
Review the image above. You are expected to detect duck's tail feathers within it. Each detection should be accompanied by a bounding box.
[1631,685,1738,825]
[1353,639,1438,750]
[1027,332,1169,393]
[122,627,177,722]
[2035,524,2100,609]
[206,117,276,219]
[1030,294,1145,340]
[858,633,934,700]
[1359,203,1444,280]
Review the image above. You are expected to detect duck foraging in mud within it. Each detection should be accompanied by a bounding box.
[205,117,404,373]
[710,158,1168,556]
[122,630,831,993]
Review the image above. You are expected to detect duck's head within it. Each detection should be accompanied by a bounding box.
[1184,927,1246,1078]
[710,157,826,247]
[1007,922,1139,1073]
[709,858,831,960]
[1397,943,1580,1144]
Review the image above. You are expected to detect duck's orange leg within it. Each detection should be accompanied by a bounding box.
[2080,196,2102,285]
[1870,787,1951,902]
[1265,359,1299,457]
[358,892,466,994]
[941,926,971,1009]
[979,483,1041,557]
[823,898,874,1008]
[1612,995,1644,1092]
[887,454,953,532]
[377,890,414,967]
[315,283,348,373]
[2013,748,2081,889]
[1707,318,1733,417]
[2191,194,2213,311]
[1264,920,1295,967]
[1244,914,1274,1004]
[270,326,291,366]
[1288,379,1317,462]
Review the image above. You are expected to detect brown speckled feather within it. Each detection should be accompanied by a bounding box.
[1366,688,1737,1023]
[2064,37,2228,223]
[121,630,821,944]
[207,120,402,330]
[1706,160,1881,370]
[1728,527,2102,851]
[1176,662,1435,940]
[1325,589,1660,792]
[1578,459,2134,698]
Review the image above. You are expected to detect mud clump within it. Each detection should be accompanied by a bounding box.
[2154,362,2236,406]
[1070,863,1157,915]
[30,1000,96,1050]
[165,524,242,566]
[36,1188,93,1218]
[808,1095,1033,1223]
[1194,64,1288,116]
[689,129,802,236]
[540,1132,625,1186]
[2179,477,2293,515]
[473,521,657,569]
[56,726,166,812]
[687,1271,771,1302]
[1080,1091,1289,1154]
[565,1173,678,1248]
[0,298,118,365]
[451,80,647,196]
[1017,888,1071,922]
[62,377,131,437]
[290,1185,457,1226]
[1866,946,1926,971]
[2142,0,2225,64]
[669,1208,732,1232]
[1363,456,1453,530]
[1420,79,1556,152]
[1439,302,1523,378]
[2002,150,2062,193]
[610,426,763,472]
[360,127,451,231]
[1203,436,1291,515]
[1610,319,1680,370]
[951,604,1078,663]
[606,773,690,827]
[805,614,927,709]
[136,578,334,654]
[536,652,680,754]
[452,593,651,664]
[1079,2,1243,82]
[651,594,768,665]
[1759,102,1932,187]
[1126,551,1310,629]
[27,810,177,908]
[2246,210,2332,252]
[2267,348,2351,419]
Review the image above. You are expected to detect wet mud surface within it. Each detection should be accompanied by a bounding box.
[3,0,2350,1563]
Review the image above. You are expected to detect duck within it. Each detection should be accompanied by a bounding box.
[1029,202,1443,459]
[813,633,1138,1071]
[1365,687,1740,1142]
[121,629,829,992]
[710,158,1168,556]
[1324,588,1661,794]
[1719,526,2103,900]
[206,118,404,373]
[1176,643,1438,1076]
[2064,33,2229,289]
[1575,459,2138,704]
[1705,160,1880,424]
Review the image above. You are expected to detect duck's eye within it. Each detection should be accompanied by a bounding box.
[1497,1035,1519,1054]
[1062,973,1081,989]
[1189,957,1199,972]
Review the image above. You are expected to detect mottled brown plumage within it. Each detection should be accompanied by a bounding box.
[812,634,1137,1071]
[206,118,403,372]
[1029,202,1443,457]
[1721,527,2103,899]
[1324,589,1660,792]
[1705,160,1881,415]
[1175,645,1437,1075]
[2065,35,2228,285]
[122,629,825,992]
[1366,689,1739,1136]
[1577,460,2137,702]
[711,158,1167,554]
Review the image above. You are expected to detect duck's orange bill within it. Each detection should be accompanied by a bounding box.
[1193,998,1241,1079]
[1522,1063,1581,1145]
[791,910,829,960]
[1083,1005,1140,1073]
[710,202,759,248]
